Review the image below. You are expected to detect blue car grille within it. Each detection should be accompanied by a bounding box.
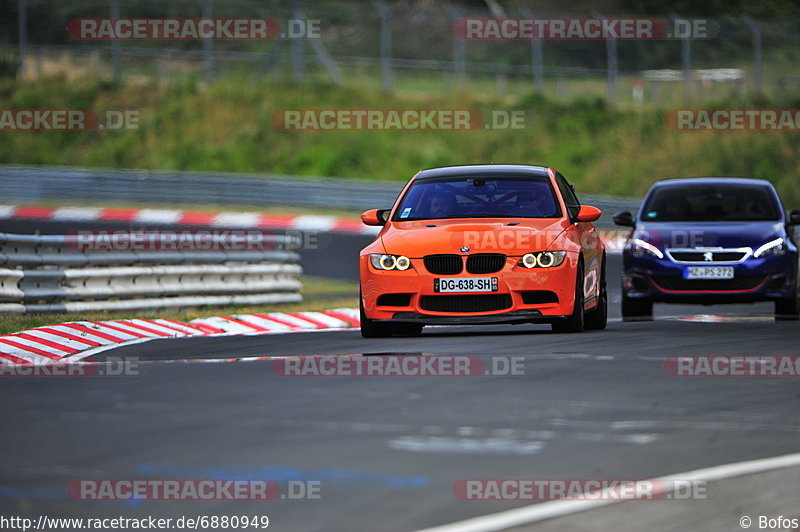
[651,275,765,291]
[667,250,749,263]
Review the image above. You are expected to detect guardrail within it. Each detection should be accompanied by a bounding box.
[0,165,642,227]
[0,232,302,313]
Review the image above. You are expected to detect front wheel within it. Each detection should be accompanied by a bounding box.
[552,262,585,333]
[775,284,799,321]
[622,293,653,321]
[360,296,393,338]
[585,256,607,331]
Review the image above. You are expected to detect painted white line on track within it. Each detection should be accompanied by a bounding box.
[416,452,800,532]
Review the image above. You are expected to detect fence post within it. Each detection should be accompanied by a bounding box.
[17,0,27,79]
[374,2,394,92]
[443,4,465,87]
[495,72,507,96]
[108,0,121,83]
[156,52,165,83]
[290,3,304,84]
[557,76,567,100]
[200,0,214,83]
[671,14,692,105]
[741,16,763,96]
[303,12,344,86]
[520,8,544,95]
[596,12,618,104]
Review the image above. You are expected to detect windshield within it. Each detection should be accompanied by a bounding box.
[391,176,561,221]
[641,184,781,222]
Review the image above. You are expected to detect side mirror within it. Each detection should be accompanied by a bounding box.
[361,209,390,226]
[613,210,635,227]
[788,209,800,226]
[575,205,602,223]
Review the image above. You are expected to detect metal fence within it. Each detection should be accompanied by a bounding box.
[0,164,642,227]
[4,1,800,104]
[0,231,302,313]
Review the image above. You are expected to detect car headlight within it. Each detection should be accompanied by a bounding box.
[753,237,786,258]
[519,251,566,269]
[630,238,664,259]
[370,254,412,270]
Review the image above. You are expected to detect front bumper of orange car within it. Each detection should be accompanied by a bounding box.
[359,252,580,325]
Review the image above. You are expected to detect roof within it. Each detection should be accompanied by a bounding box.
[414,164,550,180]
[652,177,774,188]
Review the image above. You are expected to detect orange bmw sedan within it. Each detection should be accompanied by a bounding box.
[359,164,607,337]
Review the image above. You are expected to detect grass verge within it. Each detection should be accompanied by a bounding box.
[2,77,800,208]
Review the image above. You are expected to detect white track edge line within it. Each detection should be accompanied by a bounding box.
[416,451,800,532]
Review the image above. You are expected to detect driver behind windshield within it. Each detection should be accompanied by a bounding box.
[665,197,691,220]
[511,189,548,216]
[427,191,457,218]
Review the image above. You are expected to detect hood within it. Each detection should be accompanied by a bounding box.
[380,218,569,257]
[634,221,785,250]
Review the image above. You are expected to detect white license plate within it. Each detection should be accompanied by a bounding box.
[684,266,734,279]
[435,277,497,293]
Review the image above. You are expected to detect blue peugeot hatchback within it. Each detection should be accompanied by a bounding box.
[614,178,800,321]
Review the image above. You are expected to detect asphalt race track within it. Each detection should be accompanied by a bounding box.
[0,218,798,531]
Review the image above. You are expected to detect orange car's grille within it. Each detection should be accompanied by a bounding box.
[424,254,463,275]
[420,294,512,313]
[466,254,506,274]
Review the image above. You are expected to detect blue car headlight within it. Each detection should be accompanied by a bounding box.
[753,237,786,258]
[630,238,664,259]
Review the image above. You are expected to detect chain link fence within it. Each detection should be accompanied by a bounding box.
[3,1,800,104]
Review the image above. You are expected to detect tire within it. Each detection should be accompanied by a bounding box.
[360,295,393,338]
[552,261,585,333]
[585,255,607,331]
[775,284,800,321]
[622,293,653,321]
